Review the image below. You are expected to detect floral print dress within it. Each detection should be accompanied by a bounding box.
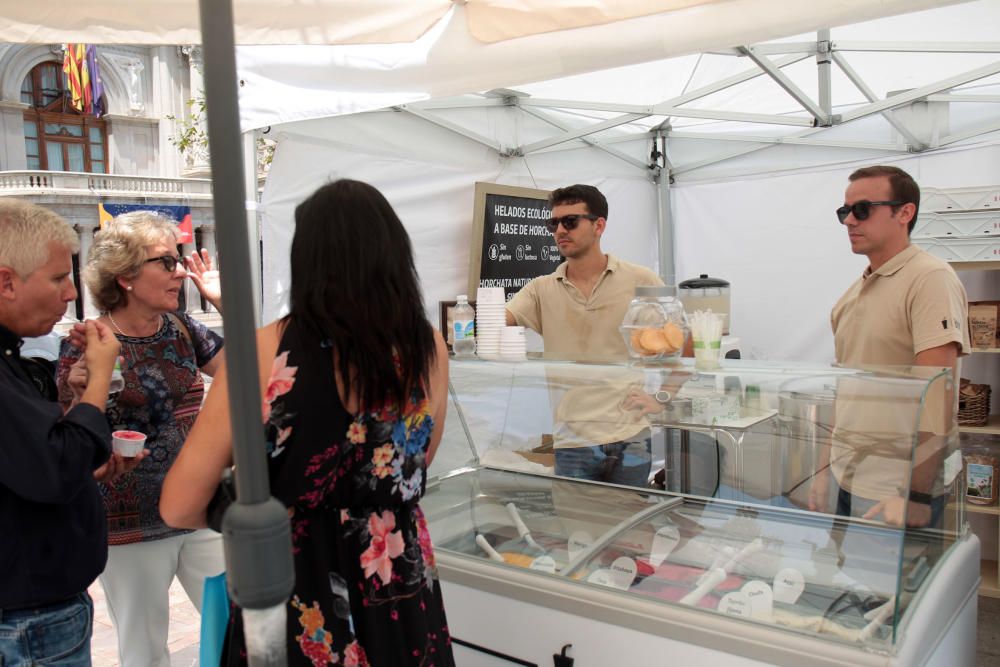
[223,319,453,667]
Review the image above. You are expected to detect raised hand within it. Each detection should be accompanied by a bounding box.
[185,248,222,312]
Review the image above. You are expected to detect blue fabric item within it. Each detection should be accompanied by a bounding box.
[200,572,230,667]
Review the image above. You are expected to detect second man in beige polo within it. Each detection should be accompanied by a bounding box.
[506,184,663,486]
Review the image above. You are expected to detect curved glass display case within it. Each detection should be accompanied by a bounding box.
[423,358,976,667]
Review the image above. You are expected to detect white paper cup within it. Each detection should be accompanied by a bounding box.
[693,339,722,371]
[112,430,146,458]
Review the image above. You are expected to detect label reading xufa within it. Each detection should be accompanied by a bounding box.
[772,568,805,604]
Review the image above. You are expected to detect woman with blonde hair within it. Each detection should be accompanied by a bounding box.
[57,211,225,667]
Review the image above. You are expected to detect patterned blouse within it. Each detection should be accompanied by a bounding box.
[57,313,223,545]
[222,318,453,666]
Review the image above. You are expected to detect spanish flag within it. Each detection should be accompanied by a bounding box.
[62,44,91,113]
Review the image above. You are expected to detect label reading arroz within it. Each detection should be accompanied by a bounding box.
[773,568,805,604]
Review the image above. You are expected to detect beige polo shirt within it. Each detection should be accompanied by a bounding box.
[506,254,664,362]
[829,244,969,500]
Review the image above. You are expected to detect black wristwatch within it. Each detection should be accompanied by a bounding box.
[902,488,934,505]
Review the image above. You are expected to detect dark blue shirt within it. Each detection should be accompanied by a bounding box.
[0,323,111,609]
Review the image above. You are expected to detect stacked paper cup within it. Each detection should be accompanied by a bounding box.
[475,287,506,359]
[499,326,527,361]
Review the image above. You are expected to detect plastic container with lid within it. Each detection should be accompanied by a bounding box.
[678,274,731,334]
[619,285,690,362]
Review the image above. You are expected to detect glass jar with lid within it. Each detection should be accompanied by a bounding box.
[619,285,690,362]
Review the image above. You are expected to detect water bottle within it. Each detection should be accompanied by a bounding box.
[452,295,476,358]
[108,357,125,394]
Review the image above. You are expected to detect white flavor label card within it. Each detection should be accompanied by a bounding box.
[568,531,594,561]
[740,580,774,619]
[650,525,680,567]
[717,592,753,618]
[608,556,638,590]
[773,568,805,604]
[529,555,557,574]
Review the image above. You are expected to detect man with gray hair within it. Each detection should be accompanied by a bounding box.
[0,199,122,665]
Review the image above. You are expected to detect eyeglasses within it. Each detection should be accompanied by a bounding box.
[545,214,599,233]
[144,255,184,272]
[836,200,904,224]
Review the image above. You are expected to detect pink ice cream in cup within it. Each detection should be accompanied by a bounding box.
[111,430,146,458]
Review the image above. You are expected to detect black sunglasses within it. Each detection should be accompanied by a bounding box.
[144,255,184,272]
[836,200,904,224]
[545,214,599,233]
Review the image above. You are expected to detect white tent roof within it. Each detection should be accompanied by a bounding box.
[230,0,963,131]
[2,0,952,46]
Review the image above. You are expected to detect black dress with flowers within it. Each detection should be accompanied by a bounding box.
[222,319,454,666]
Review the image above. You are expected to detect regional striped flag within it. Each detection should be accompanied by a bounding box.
[62,44,91,113]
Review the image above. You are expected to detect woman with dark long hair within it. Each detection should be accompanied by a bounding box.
[161,179,453,666]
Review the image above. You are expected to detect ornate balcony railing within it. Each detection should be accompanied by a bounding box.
[0,170,213,198]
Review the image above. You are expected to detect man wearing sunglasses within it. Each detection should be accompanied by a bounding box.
[505,184,663,487]
[809,165,969,528]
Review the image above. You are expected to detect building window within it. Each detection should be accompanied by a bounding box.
[21,62,107,173]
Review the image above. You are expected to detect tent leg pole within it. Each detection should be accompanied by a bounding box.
[198,0,294,663]
[656,134,676,289]
[243,129,263,327]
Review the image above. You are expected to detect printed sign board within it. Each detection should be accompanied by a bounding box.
[468,182,561,299]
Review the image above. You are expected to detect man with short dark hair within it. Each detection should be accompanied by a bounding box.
[505,184,663,486]
[809,165,969,528]
[0,199,124,666]
[505,184,662,359]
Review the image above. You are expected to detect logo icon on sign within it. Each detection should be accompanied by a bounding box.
[541,246,549,260]
[488,244,499,261]
[516,245,524,261]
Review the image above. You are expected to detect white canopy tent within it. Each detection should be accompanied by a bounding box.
[249,0,1000,364]
[4,0,998,661]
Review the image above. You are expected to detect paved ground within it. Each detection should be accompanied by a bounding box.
[89,579,201,666]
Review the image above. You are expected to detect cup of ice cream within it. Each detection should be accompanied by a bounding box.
[112,430,146,458]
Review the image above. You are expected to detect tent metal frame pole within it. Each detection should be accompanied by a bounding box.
[519,97,812,127]
[743,46,828,125]
[707,42,819,56]
[664,130,908,152]
[838,60,1000,123]
[655,132,675,289]
[833,41,1000,53]
[938,119,1000,148]
[926,94,1000,103]
[198,1,294,662]
[519,106,651,172]
[519,112,649,154]
[669,127,826,177]
[663,54,812,107]
[396,105,502,151]
[817,30,832,119]
[831,51,926,150]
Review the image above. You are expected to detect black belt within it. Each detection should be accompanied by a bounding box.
[0,594,80,615]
